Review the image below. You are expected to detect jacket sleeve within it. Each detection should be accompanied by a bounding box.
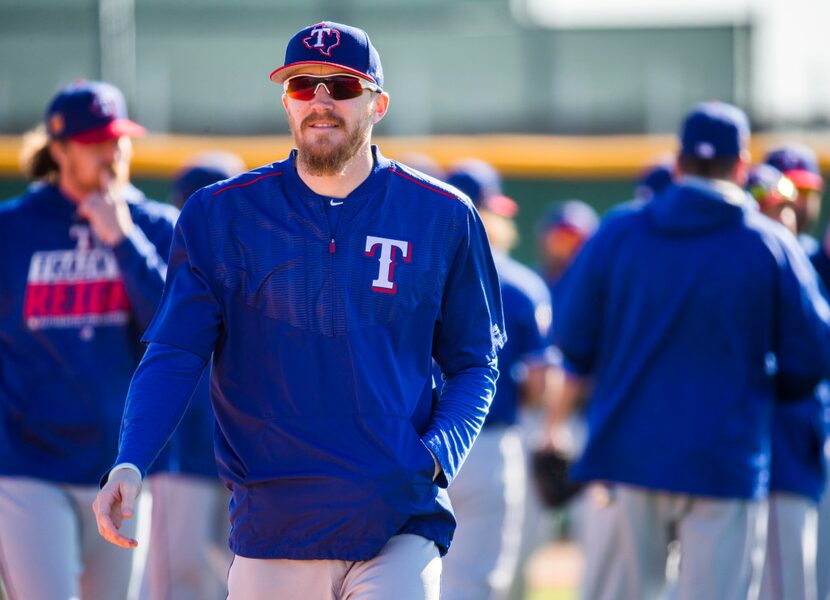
[775,235,830,400]
[141,197,223,360]
[106,341,207,479]
[426,204,505,488]
[111,204,178,330]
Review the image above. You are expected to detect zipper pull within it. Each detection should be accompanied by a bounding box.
[329,238,336,254]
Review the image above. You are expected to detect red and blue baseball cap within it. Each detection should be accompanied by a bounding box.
[764,144,824,191]
[538,200,599,237]
[270,22,384,88]
[746,164,797,208]
[679,101,749,159]
[46,80,146,144]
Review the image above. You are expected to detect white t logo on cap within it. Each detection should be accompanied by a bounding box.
[303,24,341,57]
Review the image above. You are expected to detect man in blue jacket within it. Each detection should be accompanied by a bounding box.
[546,101,830,600]
[0,80,178,599]
[93,21,504,600]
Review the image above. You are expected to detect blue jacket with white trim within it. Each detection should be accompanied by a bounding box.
[0,182,177,485]
[112,148,505,560]
[554,179,830,499]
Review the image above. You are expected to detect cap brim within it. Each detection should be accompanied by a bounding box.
[270,61,378,85]
[480,194,519,218]
[784,169,824,191]
[70,119,146,144]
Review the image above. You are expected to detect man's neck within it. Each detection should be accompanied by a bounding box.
[296,144,375,199]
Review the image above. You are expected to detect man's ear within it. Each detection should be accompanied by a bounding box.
[372,92,390,125]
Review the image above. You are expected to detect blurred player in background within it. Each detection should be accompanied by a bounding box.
[440,162,554,600]
[94,21,504,600]
[0,80,177,599]
[812,222,830,600]
[764,145,830,600]
[547,101,830,600]
[139,151,245,600]
[513,198,598,600]
[634,160,675,203]
[746,163,827,600]
[746,164,799,234]
[536,200,598,296]
[765,144,824,253]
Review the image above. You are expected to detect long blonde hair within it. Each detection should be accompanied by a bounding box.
[19,125,59,182]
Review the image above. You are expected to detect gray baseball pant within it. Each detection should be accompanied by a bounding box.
[816,442,830,600]
[139,473,231,600]
[0,475,137,600]
[227,533,441,600]
[758,492,818,600]
[578,483,767,600]
[442,425,525,600]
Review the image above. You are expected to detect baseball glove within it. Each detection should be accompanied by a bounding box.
[530,447,584,509]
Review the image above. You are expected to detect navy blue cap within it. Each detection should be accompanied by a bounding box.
[170,166,232,208]
[270,22,383,88]
[46,80,145,144]
[445,159,502,207]
[538,200,599,236]
[636,164,674,200]
[679,101,749,159]
[764,144,824,191]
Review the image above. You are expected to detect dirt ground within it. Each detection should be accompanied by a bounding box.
[526,540,582,600]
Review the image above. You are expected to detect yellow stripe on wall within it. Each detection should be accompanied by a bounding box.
[1,133,828,179]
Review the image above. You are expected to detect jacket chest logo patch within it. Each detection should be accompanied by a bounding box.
[22,225,131,334]
[364,236,411,294]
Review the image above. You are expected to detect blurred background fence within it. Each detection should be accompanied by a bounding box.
[3,0,830,265]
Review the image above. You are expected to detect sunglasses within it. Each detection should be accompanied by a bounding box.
[284,74,381,101]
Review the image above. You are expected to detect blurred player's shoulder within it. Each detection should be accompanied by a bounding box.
[125,184,180,226]
[200,162,285,203]
[390,160,473,208]
[0,192,28,219]
[496,253,550,306]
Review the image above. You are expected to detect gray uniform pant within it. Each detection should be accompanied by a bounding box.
[817,442,830,600]
[139,473,231,600]
[758,492,818,600]
[227,533,440,600]
[442,425,526,600]
[0,476,137,600]
[579,483,767,600]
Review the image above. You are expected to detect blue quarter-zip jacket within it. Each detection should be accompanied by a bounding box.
[0,182,178,485]
[554,178,830,499]
[111,148,505,560]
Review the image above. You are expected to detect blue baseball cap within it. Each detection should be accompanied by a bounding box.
[445,159,502,207]
[46,80,145,144]
[538,200,599,237]
[679,101,749,159]
[170,165,234,208]
[270,22,383,88]
[764,144,824,191]
[635,163,674,200]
